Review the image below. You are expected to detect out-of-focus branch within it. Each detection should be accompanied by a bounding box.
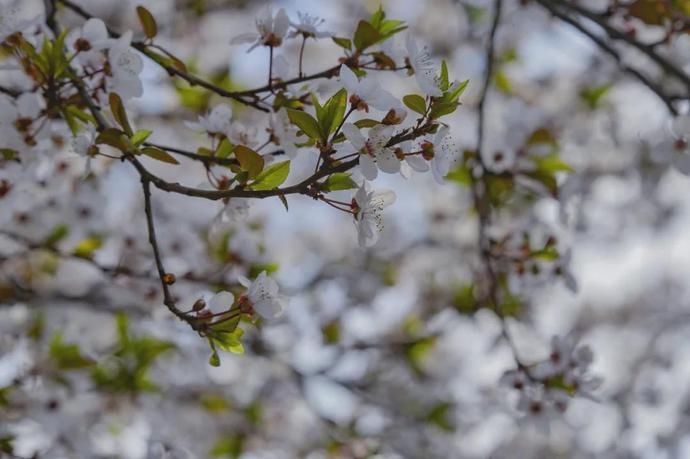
[540,0,690,94]
[535,0,683,115]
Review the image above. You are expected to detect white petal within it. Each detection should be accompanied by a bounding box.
[376,149,401,174]
[255,299,284,319]
[405,155,429,172]
[342,123,366,150]
[674,155,690,175]
[371,190,396,207]
[273,9,290,38]
[359,154,378,180]
[231,32,260,45]
[339,65,359,93]
[238,276,251,288]
[368,90,398,111]
[83,18,107,42]
[209,291,234,314]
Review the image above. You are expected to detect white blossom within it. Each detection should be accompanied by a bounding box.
[289,12,331,39]
[0,1,42,43]
[207,290,234,315]
[239,271,286,319]
[339,64,399,112]
[342,123,399,180]
[107,31,143,99]
[185,104,233,138]
[231,7,289,52]
[353,182,396,247]
[72,18,111,67]
[405,35,442,97]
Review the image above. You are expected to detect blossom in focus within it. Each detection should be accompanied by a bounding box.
[405,35,442,97]
[339,65,399,112]
[239,271,286,319]
[352,182,396,248]
[342,123,399,180]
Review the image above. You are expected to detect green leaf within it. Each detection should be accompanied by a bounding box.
[429,101,458,119]
[439,60,450,92]
[109,92,133,136]
[73,236,103,258]
[44,224,69,246]
[354,118,380,128]
[579,84,611,110]
[370,5,385,28]
[443,79,469,103]
[533,153,573,174]
[95,128,130,152]
[286,109,322,141]
[452,283,476,314]
[332,36,352,50]
[403,94,426,115]
[131,129,152,146]
[494,70,512,94]
[209,348,220,367]
[234,145,264,179]
[251,160,290,190]
[136,5,158,39]
[215,138,234,158]
[141,146,180,164]
[426,402,455,432]
[49,333,94,370]
[321,173,357,191]
[320,88,347,138]
[353,20,381,51]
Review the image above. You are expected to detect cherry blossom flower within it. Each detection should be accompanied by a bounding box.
[352,182,396,247]
[339,65,399,112]
[231,7,290,52]
[185,104,233,138]
[71,18,111,67]
[238,271,286,319]
[289,12,331,39]
[342,123,399,180]
[0,1,42,43]
[107,31,143,99]
[206,291,234,315]
[651,115,690,175]
[0,93,43,149]
[429,126,456,183]
[405,36,442,97]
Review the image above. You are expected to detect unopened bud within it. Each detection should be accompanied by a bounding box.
[382,108,407,125]
[163,273,176,285]
[74,38,92,52]
[192,298,206,312]
[421,141,435,160]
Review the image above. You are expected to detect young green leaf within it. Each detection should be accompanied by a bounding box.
[353,20,381,51]
[250,160,290,190]
[320,88,347,139]
[332,36,352,50]
[131,129,152,146]
[403,94,426,115]
[286,109,322,141]
[141,146,180,164]
[136,5,158,39]
[321,173,358,192]
[234,145,264,178]
[109,93,133,136]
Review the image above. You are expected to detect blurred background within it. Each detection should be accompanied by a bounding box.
[1,0,690,457]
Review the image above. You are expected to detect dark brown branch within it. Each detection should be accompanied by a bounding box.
[141,178,199,328]
[535,0,680,115]
[544,0,690,93]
